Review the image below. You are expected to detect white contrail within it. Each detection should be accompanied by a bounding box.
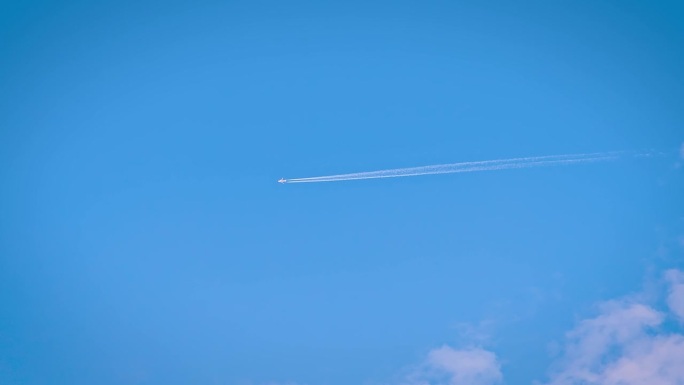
[282,151,642,184]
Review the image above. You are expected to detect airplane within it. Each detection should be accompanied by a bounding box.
[278,178,287,184]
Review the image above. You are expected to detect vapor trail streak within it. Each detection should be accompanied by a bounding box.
[283,151,635,184]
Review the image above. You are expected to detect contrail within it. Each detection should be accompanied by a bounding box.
[280,151,648,184]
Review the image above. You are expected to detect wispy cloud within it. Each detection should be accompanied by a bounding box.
[403,346,502,385]
[399,269,684,385]
[665,269,684,322]
[265,269,684,385]
[542,269,684,385]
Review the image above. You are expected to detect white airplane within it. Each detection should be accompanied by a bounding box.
[278,178,286,184]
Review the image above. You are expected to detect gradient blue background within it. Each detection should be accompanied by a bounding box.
[1,1,683,384]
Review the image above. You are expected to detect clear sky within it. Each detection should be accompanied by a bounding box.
[1,1,683,385]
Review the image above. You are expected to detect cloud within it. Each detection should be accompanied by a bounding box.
[397,270,684,385]
[403,346,502,385]
[665,269,684,322]
[542,269,684,385]
[680,142,684,159]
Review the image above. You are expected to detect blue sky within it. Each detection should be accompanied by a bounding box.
[1,1,683,384]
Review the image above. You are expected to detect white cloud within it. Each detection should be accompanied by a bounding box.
[404,346,502,385]
[393,269,684,385]
[543,269,684,385]
[599,335,684,385]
